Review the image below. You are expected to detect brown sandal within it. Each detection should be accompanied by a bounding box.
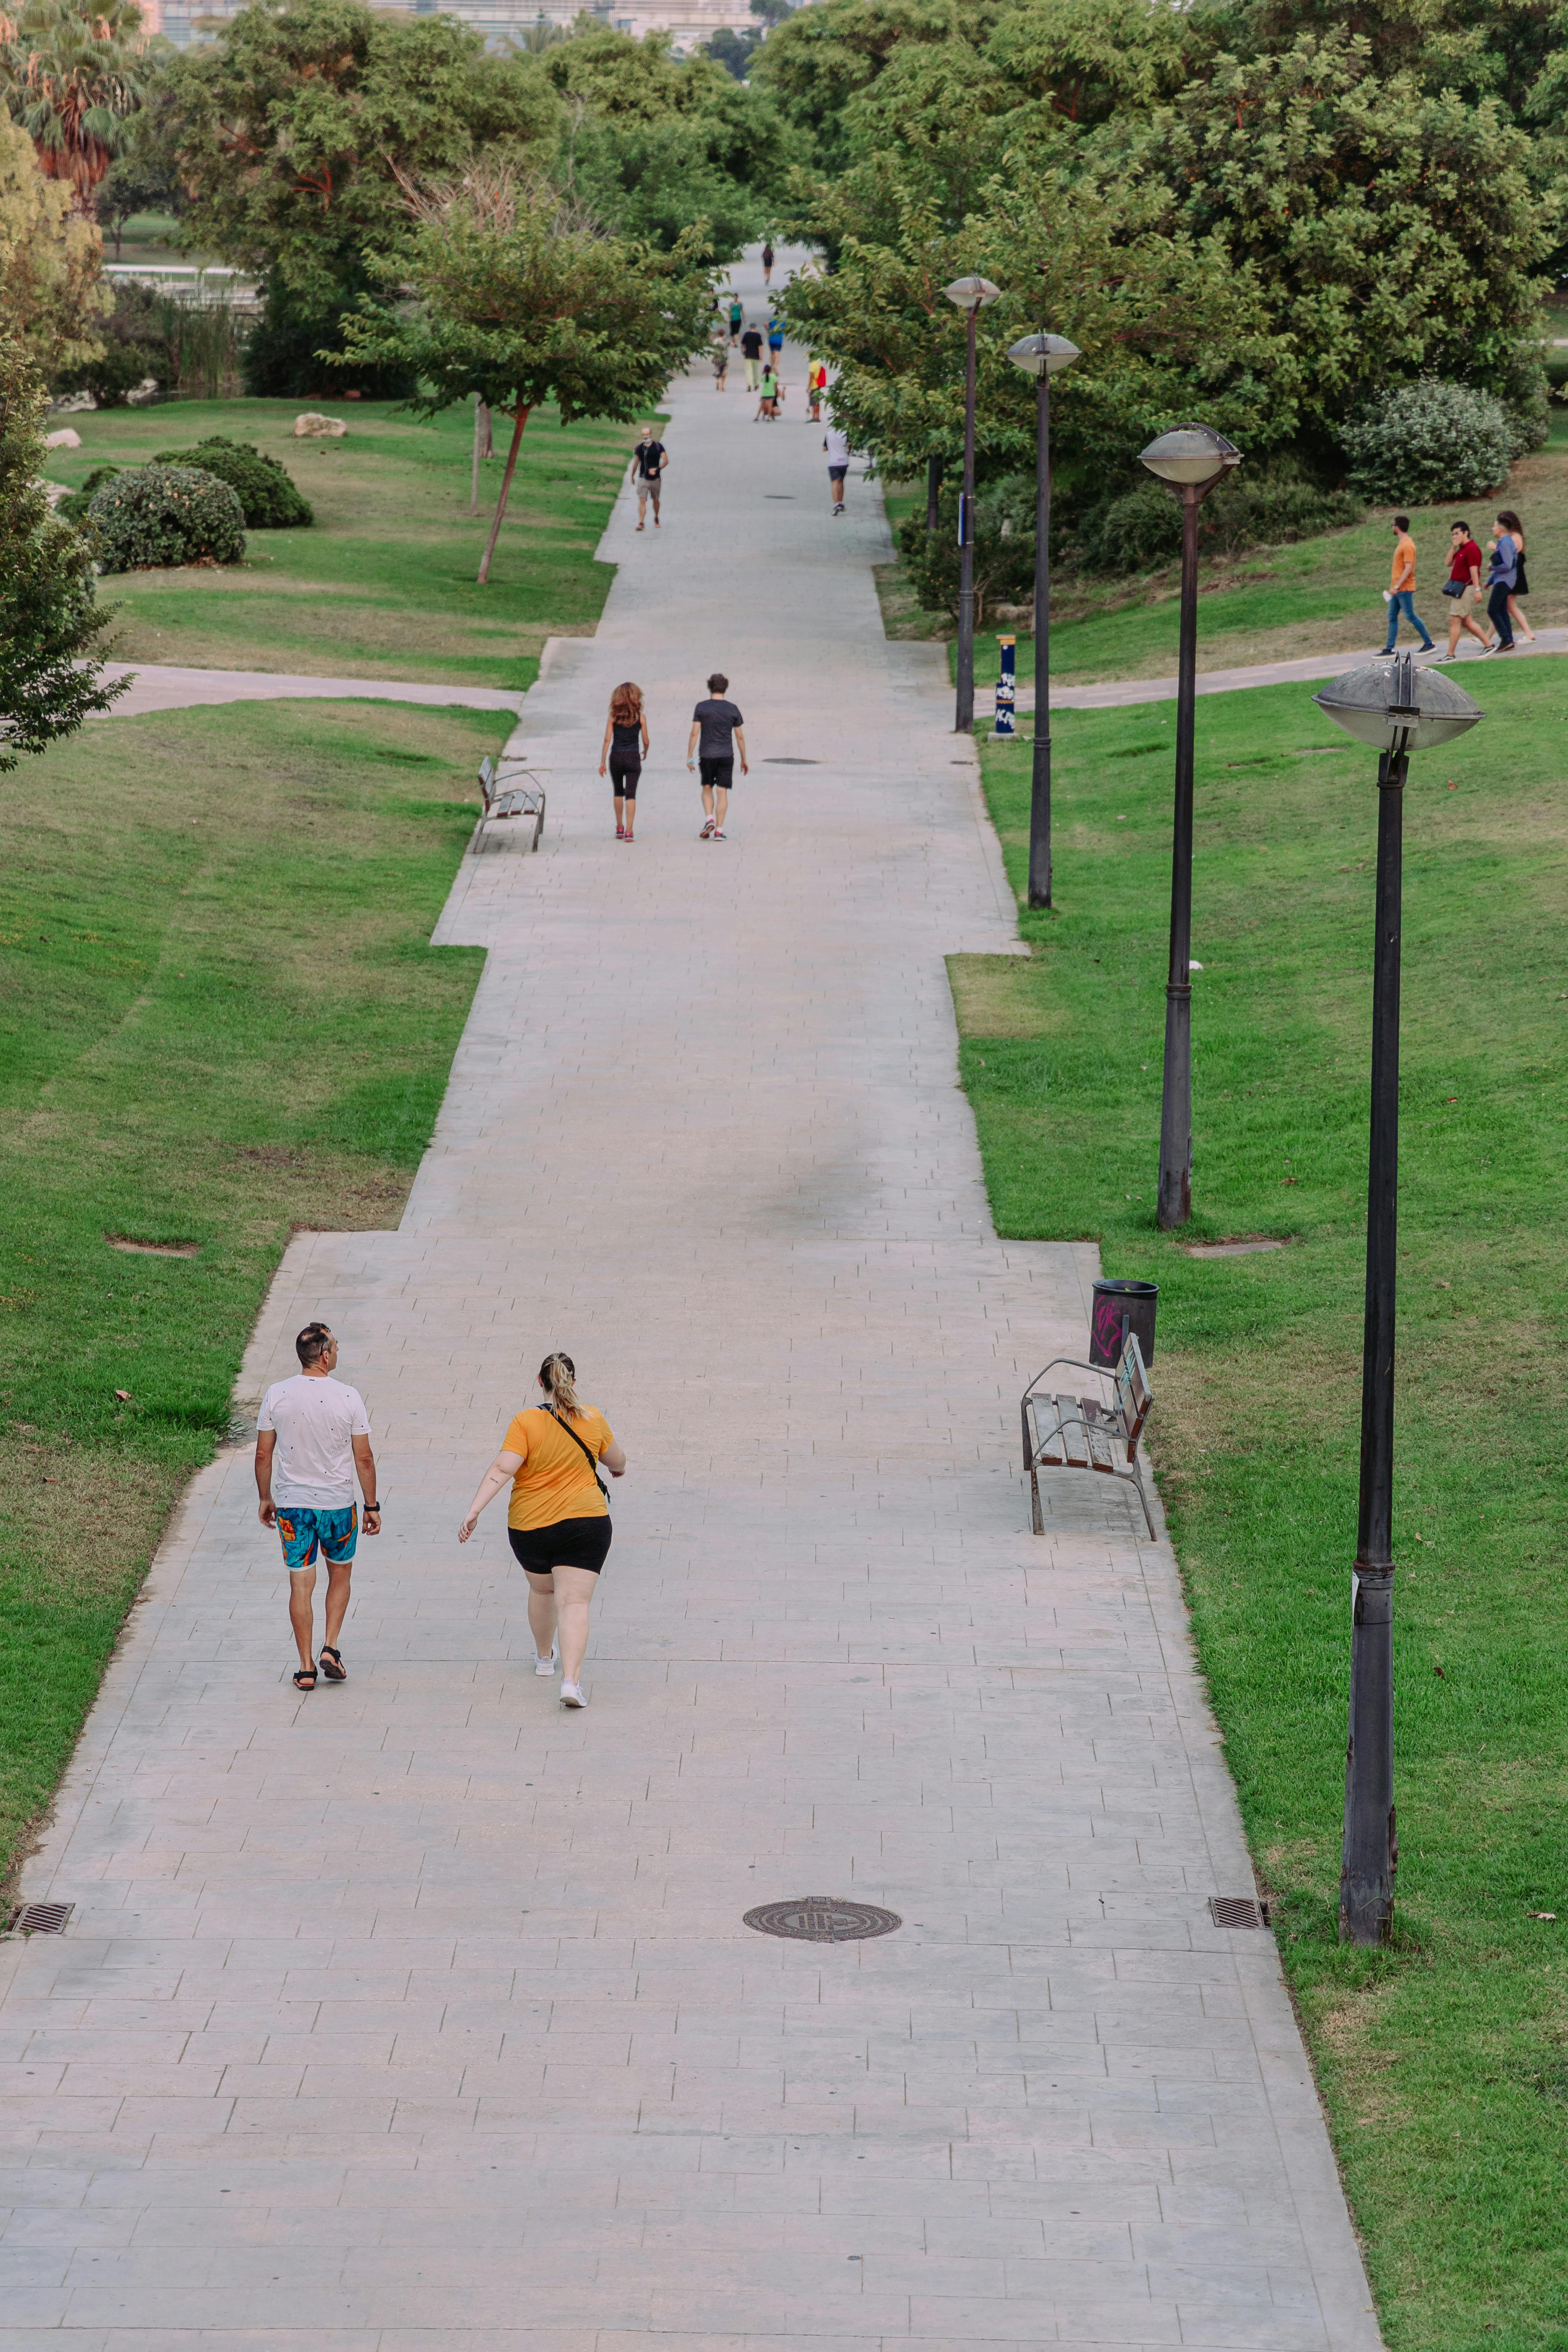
[319,1646,346,1683]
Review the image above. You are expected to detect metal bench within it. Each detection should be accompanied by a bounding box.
[476,755,546,850]
[1021,1332,1155,1538]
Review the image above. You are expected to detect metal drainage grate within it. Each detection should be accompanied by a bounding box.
[1209,1895,1270,1931]
[745,1898,901,1944]
[764,758,820,766]
[10,1901,73,1936]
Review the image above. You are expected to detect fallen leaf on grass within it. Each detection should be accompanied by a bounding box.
[1528,1912,1557,1921]
[1433,1664,1446,1678]
[113,1389,131,1401]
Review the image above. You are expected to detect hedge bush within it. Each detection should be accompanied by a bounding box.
[150,435,313,528]
[1340,379,1513,503]
[57,464,123,526]
[89,464,246,571]
[896,476,1038,623]
[1073,459,1362,577]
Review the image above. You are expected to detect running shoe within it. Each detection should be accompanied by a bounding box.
[713,828,727,840]
[535,1644,558,1677]
[616,824,625,839]
[560,1681,587,1709]
[700,818,715,839]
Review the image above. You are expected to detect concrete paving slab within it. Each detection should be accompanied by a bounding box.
[1,247,1380,2349]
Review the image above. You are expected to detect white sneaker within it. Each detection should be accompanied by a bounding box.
[560,1680,587,1708]
[534,1644,558,1677]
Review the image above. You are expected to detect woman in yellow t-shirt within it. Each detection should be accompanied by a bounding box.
[458,1352,626,1708]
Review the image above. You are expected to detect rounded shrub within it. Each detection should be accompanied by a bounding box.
[1340,379,1513,503]
[89,464,246,572]
[150,434,313,528]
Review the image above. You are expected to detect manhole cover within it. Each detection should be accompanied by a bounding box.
[1209,1894,1269,1930]
[745,1897,901,1944]
[9,1901,73,1936]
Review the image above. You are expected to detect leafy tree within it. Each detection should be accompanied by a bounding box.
[780,94,1286,506]
[705,26,761,81]
[0,335,124,771]
[571,109,762,253]
[751,0,1004,165]
[0,110,109,378]
[96,148,178,256]
[332,163,713,582]
[1132,30,1555,441]
[0,0,146,208]
[150,0,561,307]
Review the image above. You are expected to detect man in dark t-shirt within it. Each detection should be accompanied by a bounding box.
[685,671,749,841]
[740,325,764,393]
[629,424,667,530]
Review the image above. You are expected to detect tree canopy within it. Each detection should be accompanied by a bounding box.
[0,109,109,376]
[0,334,124,771]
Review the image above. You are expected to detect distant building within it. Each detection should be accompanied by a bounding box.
[158,0,758,49]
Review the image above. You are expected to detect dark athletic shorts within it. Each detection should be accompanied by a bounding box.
[828,466,848,483]
[609,748,640,798]
[509,1516,613,1576]
[700,756,734,791]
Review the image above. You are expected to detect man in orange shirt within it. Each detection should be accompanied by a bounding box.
[1381,513,1436,654]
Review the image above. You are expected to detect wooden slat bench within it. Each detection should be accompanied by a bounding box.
[1021,1332,1155,1538]
[476,755,546,850]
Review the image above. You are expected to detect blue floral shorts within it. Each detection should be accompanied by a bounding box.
[276,1504,357,1572]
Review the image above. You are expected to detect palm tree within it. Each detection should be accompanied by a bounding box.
[0,0,146,210]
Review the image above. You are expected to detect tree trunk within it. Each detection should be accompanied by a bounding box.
[477,406,530,586]
[477,400,493,458]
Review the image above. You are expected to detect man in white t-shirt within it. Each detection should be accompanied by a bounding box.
[824,423,852,516]
[255,1321,379,1693]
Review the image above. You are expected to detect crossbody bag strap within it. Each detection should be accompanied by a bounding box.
[548,1406,610,1503]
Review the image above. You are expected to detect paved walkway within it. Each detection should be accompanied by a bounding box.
[1,252,1381,2351]
[98,663,527,719]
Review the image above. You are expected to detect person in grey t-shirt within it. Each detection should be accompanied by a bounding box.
[685,670,749,840]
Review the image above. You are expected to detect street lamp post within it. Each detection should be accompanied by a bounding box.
[944,275,1001,734]
[1136,425,1242,1229]
[1007,332,1080,910]
[1312,653,1482,1945]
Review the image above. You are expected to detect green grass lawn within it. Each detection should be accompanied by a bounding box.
[0,697,510,1894]
[951,663,1568,2350]
[45,396,638,688]
[875,407,1568,686]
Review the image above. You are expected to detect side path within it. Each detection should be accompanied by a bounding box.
[95,662,528,718]
[1,250,1382,2351]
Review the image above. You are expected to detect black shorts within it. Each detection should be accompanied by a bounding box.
[609,749,640,798]
[700,756,734,791]
[828,466,848,483]
[509,1516,612,1575]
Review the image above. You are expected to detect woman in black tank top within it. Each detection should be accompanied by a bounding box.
[599,681,649,841]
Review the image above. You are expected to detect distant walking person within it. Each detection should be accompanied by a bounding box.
[1483,512,1520,654]
[740,322,764,392]
[756,364,778,421]
[761,241,774,286]
[711,340,729,391]
[1440,520,1488,660]
[825,423,851,515]
[630,424,667,530]
[1496,507,1536,643]
[1381,514,1435,654]
[255,1321,380,1693]
[459,1353,625,1711]
[687,671,748,841]
[728,293,743,345]
[600,680,648,841]
[808,357,827,421]
[767,315,784,364]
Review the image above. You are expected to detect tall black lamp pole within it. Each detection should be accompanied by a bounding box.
[1136,426,1241,1229]
[1007,332,1080,909]
[944,274,1001,734]
[1313,653,1482,1945]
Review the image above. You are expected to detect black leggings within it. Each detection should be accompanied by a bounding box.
[609,749,640,799]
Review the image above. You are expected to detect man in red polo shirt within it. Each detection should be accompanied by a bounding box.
[1438,519,1489,661]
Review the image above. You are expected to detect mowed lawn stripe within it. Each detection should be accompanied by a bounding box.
[954,661,1568,2352]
